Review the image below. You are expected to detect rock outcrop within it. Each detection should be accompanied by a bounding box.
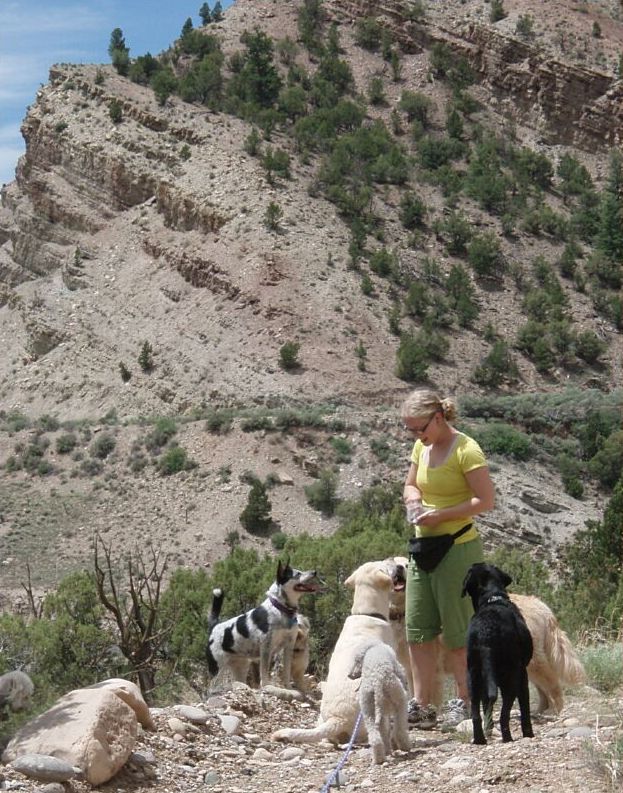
[327,0,623,148]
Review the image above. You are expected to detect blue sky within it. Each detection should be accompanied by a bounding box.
[0,0,232,185]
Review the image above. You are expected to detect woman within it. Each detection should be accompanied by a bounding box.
[402,388,495,729]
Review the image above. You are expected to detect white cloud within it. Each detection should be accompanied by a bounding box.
[0,3,105,35]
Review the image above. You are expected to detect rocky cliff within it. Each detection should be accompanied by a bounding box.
[328,0,623,149]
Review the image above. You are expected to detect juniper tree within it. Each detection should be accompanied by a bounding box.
[199,2,212,24]
[108,28,130,76]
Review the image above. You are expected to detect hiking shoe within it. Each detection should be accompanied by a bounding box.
[440,698,470,731]
[407,699,437,729]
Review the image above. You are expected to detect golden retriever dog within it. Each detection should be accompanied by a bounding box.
[388,556,585,714]
[272,559,402,745]
[510,593,585,713]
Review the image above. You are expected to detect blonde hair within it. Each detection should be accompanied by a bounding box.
[401,388,457,423]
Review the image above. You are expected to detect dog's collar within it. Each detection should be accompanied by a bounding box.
[484,594,509,605]
[269,595,298,619]
[353,612,388,622]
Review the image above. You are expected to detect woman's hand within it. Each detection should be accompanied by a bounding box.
[415,509,443,528]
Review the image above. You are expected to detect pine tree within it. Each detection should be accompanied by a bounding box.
[138,341,154,372]
[108,28,130,76]
[597,151,623,261]
[199,2,212,24]
[181,17,194,39]
[212,1,223,21]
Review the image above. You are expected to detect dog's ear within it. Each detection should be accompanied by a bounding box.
[371,568,393,590]
[344,570,357,589]
[499,568,513,588]
[461,567,475,598]
[277,558,291,585]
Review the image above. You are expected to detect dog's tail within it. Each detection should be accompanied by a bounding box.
[208,587,225,634]
[480,648,498,735]
[272,717,351,745]
[543,612,586,686]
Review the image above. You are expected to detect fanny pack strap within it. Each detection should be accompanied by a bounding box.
[450,523,473,541]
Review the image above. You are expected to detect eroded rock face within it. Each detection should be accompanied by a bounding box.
[327,0,621,149]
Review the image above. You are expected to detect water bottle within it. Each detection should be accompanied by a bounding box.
[406,502,424,524]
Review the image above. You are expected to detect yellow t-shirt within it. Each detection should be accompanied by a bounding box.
[410,432,487,543]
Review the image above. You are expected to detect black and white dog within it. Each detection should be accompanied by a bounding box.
[206,560,324,689]
[462,563,534,745]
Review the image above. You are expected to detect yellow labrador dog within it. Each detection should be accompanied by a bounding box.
[389,557,585,713]
[510,593,585,713]
[272,559,402,745]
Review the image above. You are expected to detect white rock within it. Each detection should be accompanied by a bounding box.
[174,704,209,723]
[3,687,138,786]
[218,714,241,735]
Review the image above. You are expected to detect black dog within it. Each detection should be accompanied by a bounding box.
[462,563,534,745]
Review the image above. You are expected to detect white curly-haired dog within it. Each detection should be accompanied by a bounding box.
[272,559,403,745]
[348,641,410,764]
[0,671,34,716]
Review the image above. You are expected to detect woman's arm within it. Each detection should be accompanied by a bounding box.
[415,466,495,528]
[403,462,422,504]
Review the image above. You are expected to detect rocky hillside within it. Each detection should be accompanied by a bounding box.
[0,0,621,589]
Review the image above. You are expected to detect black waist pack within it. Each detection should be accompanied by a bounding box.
[408,523,472,573]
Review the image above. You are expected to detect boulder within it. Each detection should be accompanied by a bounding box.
[89,678,156,730]
[3,687,138,786]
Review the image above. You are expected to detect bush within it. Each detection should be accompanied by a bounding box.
[446,264,479,327]
[516,14,535,39]
[557,454,585,499]
[330,436,353,463]
[579,644,623,693]
[418,136,464,170]
[489,0,506,22]
[472,340,518,388]
[262,147,291,182]
[90,433,116,460]
[279,340,300,370]
[264,201,283,230]
[56,433,77,454]
[400,193,427,229]
[471,422,534,460]
[588,432,623,490]
[396,332,429,381]
[205,410,234,434]
[138,341,154,373]
[467,232,503,278]
[119,362,131,382]
[271,531,288,550]
[244,128,262,156]
[109,99,123,124]
[439,211,472,255]
[354,17,382,50]
[367,76,386,106]
[399,91,434,126]
[240,480,273,533]
[369,248,396,278]
[305,469,339,516]
[145,418,177,450]
[575,330,606,365]
[159,445,197,475]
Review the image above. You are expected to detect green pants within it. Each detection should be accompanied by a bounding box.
[405,536,484,650]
